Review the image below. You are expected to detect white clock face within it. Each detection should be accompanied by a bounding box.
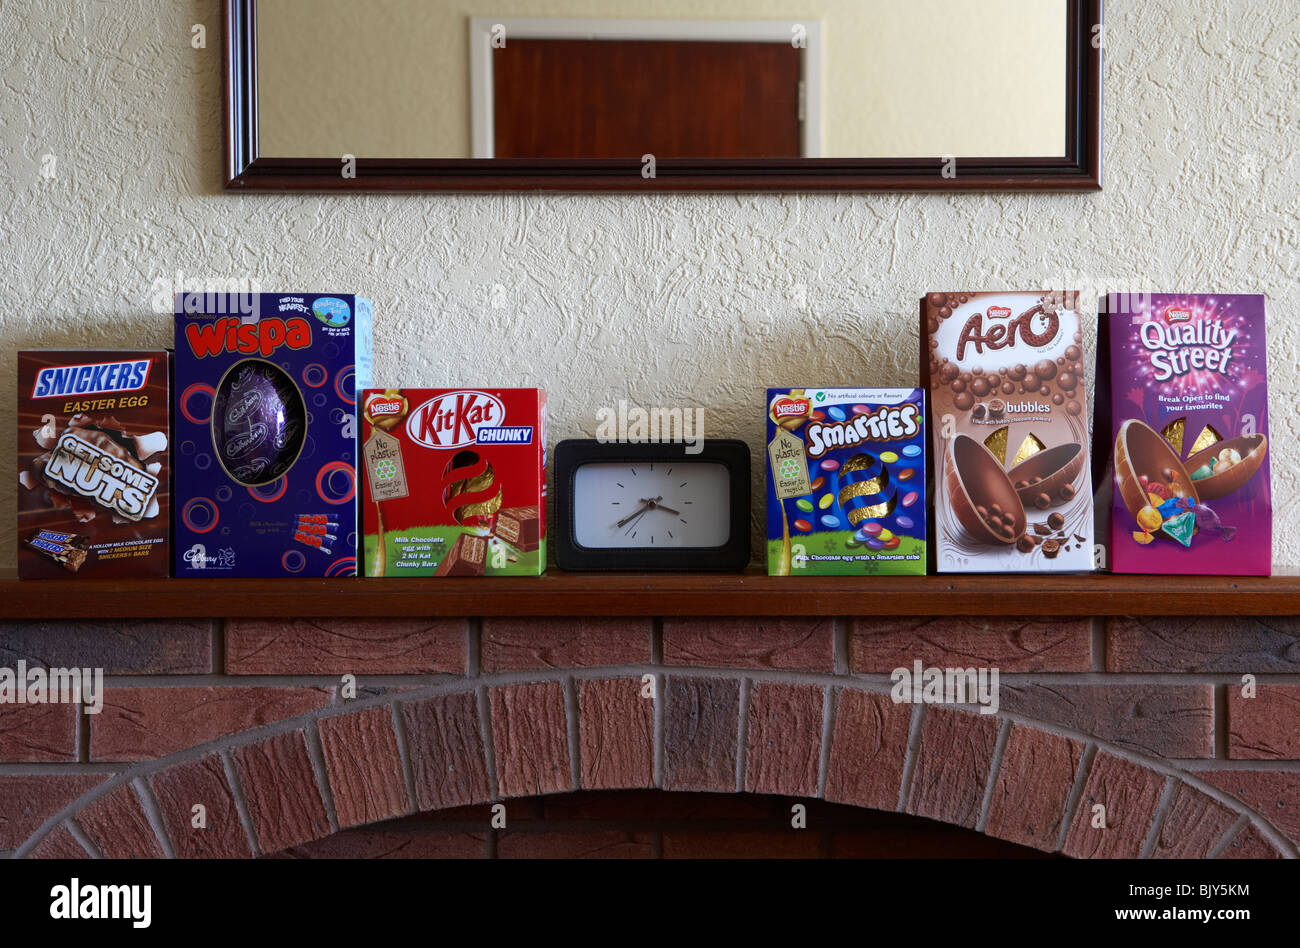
[572,461,731,549]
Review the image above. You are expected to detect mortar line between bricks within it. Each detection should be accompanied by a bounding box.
[75,700,89,763]
[1215,684,1229,759]
[1054,742,1098,854]
[477,685,501,802]
[133,775,176,859]
[833,617,849,676]
[1208,814,1252,859]
[735,677,752,793]
[564,676,581,791]
[652,672,665,789]
[1091,616,1106,672]
[896,703,926,813]
[650,617,663,665]
[1140,776,1179,858]
[389,703,418,817]
[213,619,225,675]
[220,747,262,857]
[11,664,1300,860]
[467,618,481,677]
[304,720,340,834]
[65,819,101,859]
[816,685,836,799]
[78,670,1300,687]
[975,718,1012,835]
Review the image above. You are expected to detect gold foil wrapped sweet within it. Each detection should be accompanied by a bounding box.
[1191,424,1223,456]
[1161,418,1185,456]
[983,427,1009,465]
[1011,433,1046,468]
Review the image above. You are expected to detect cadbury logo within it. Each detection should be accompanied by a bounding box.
[407,390,505,449]
[1165,308,1192,324]
[774,398,810,419]
[185,317,312,359]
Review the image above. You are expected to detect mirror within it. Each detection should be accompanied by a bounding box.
[224,0,1101,190]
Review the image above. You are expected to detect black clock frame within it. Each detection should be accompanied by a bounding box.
[554,439,751,572]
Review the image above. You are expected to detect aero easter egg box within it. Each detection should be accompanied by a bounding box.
[921,292,1093,573]
[173,293,373,577]
[766,388,926,575]
[1098,294,1270,575]
[361,388,546,576]
[16,350,171,578]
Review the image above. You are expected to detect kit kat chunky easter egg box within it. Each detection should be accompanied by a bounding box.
[360,388,546,577]
[1097,293,1270,575]
[173,293,373,577]
[920,292,1094,573]
[766,388,926,575]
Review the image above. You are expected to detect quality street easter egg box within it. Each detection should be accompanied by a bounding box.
[173,293,373,577]
[766,388,926,575]
[1097,293,1270,575]
[920,292,1094,573]
[360,388,546,576]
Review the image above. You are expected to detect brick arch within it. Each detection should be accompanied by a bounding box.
[14,672,1294,860]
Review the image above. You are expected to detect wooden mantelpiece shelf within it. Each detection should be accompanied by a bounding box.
[1,570,1298,619]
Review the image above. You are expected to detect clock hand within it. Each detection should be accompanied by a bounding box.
[653,503,680,516]
[616,502,653,529]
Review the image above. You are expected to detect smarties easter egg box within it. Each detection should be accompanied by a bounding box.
[1096,294,1270,575]
[172,294,373,577]
[920,292,1093,573]
[766,388,926,576]
[16,350,171,579]
[360,388,546,577]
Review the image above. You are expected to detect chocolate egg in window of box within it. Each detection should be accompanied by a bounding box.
[211,359,307,486]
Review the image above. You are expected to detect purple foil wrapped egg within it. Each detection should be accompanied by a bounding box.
[212,360,306,486]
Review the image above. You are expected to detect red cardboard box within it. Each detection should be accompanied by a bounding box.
[360,388,546,576]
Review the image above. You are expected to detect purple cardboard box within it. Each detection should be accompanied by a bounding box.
[173,293,373,577]
[1100,293,1270,575]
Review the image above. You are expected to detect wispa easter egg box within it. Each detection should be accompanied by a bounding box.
[920,292,1094,573]
[765,388,926,576]
[173,293,373,577]
[1097,294,1270,575]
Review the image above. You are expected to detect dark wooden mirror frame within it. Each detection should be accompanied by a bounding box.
[223,0,1102,193]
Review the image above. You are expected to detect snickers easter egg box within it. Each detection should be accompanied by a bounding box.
[361,388,546,576]
[17,350,171,579]
[921,292,1094,573]
[1097,294,1270,575]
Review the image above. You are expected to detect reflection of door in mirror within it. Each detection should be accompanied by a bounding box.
[255,0,1067,162]
[486,34,806,159]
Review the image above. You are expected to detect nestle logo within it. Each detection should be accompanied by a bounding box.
[774,398,809,419]
[1165,308,1192,324]
[369,398,403,416]
[407,390,505,449]
[987,307,1012,320]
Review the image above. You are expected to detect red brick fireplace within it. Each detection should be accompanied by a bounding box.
[1,616,1295,859]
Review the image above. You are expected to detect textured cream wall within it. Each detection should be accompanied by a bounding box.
[257,0,1066,159]
[0,0,1297,568]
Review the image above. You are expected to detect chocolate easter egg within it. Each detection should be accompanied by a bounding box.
[212,359,306,486]
[1183,433,1267,501]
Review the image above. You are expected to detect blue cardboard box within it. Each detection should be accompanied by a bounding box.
[173,293,373,576]
[766,387,926,575]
